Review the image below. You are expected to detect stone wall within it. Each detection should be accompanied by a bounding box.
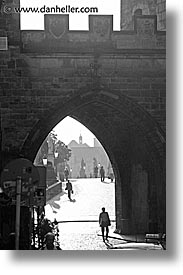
[0,13,165,156]
[0,2,166,234]
[46,181,62,202]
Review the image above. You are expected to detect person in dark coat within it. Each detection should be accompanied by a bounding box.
[99,207,111,242]
[99,166,105,182]
[65,180,73,201]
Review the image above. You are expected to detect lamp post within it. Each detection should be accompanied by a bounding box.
[54,151,59,178]
[83,165,86,178]
[70,168,72,179]
[43,156,48,166]
[54,151,58,158]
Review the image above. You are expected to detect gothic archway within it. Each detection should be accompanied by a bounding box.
[21,86,165,234]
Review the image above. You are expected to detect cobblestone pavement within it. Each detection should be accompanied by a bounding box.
[58,221,119,250]
[45,178,119,250]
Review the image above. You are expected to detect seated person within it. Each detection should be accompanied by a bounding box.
[41,232,61,250]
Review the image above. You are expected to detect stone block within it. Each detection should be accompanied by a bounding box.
[0,82,10,89]
[15,58,28,68]
[7,59,15,68]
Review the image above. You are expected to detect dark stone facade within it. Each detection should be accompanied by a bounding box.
[0,0,166,234]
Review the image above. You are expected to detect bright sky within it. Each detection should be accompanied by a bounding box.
[20,0,121,30]
[53,116,96,147]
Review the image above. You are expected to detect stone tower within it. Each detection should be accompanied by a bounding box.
[121,0,166,30]
[0,0,166,234]
[79,134,83,145]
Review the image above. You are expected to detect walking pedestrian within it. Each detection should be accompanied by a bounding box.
[65,180,73,201]
[99,207,111,242]
[64,167,69,181]
[99,166,105,182]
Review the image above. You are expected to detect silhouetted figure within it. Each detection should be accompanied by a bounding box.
[94,166,98,178]
[64,167,69,181]
[100,166,105,182]
[40,214,53,245]
[65,180,73,201]
[99,207,111,242]
[41,232,61,250]
[109,172,114,182]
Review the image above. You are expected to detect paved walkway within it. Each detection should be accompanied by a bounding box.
[45,178,119,250]
[58,221,120,250]
[44,178,162,250]
[46,178,115,221]
[45,179,162,251]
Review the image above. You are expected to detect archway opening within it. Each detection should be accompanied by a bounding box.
[23,88,165,248]
[33,115,116,249]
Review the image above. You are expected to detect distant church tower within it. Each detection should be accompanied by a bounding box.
[79,133,83,145]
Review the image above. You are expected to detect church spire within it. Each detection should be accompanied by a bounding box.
[79,133,83,144]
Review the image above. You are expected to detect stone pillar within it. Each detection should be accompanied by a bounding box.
[120,162,132,234]
[114,169,123,232]
[115,154,150,234]
[148,159,166,233]
[115,153,132,234]
[130,163,149,233]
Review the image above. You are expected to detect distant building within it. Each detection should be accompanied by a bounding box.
[67,135,113,178]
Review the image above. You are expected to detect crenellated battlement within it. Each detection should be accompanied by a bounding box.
[21,14,165,53]
[0,1,165,53]
[0,1,166,236]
